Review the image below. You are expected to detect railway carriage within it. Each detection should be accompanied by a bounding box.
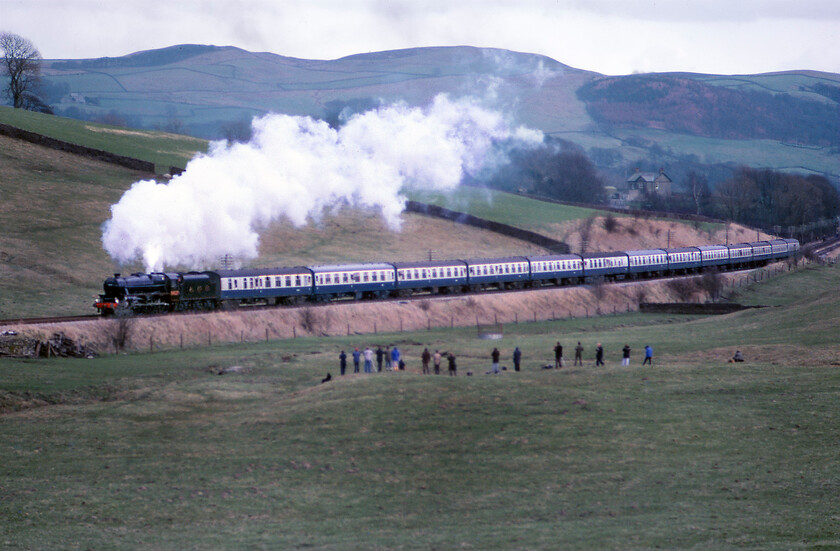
[393,260,468,296]
[726,243,754,268]
[783,238,800,255]
[768,239,790,260]
[465,256,529,290]
[625,249,667,278]
[749,241,773,265]
[310,263,395,300]
[210,267,313,307]
[697,245,730,269]
[526,254,583,286]
[580,252,629,282]
[665,247,701,274]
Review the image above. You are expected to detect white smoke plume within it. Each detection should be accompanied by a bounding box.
[101,94,544,272]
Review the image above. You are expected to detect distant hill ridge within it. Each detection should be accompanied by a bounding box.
[36,44,840,185]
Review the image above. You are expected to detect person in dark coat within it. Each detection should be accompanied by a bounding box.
[554,342,563,368]
[352,347,361,373]
[421,347,431,374]
[622,344,631,366]
[595,343,604,367]
[491,347,501,374]
[574,342,584,366]
[376,346,384,372]
[339,350,347,376]
[513,347,522,372]
[447,353,457,376]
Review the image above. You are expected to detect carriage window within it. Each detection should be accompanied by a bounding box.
[372,272,378,282]
[447,268,452,277]
[363,273,369,282]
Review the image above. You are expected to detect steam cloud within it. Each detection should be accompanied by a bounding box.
[101,94,544,271]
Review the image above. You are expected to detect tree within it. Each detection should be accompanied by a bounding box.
[684,170,711,216]
[0,32,42,109]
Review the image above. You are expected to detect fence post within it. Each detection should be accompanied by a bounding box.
[266,327,269,342]
[180,333,183,349]
[150,335,153,353]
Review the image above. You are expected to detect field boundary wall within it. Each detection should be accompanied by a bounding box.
[405,200,570,253]
[0,123,156,173]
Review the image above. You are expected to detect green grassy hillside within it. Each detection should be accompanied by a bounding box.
[2,262,838,549]
[0,105,207,170]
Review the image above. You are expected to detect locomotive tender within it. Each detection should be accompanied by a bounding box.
[95,238,800,315]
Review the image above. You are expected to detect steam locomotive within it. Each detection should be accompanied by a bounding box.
[95,238,800,315]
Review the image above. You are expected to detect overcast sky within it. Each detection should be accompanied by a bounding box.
[3,0,839,75]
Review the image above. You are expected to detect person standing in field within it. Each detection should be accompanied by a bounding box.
[595,343,604,367]
[447,353,457,376]
[376,346,384,372]
[363,346,374,373]
[391,346,400,371]
[385,346,392,371]
[491,347,501,374]
[339,350,347,376]
[421,347,431,375]
[554,342,563,368]
[513,346,522,372]
[352,347,361,373]
[574,342,584,366]
[433,350,442,375]
[643,345,653,366]
[622,344,631,366]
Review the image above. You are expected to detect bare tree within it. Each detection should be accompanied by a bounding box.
[0,32,42,109]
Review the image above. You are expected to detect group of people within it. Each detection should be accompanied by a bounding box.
[338,346,459,376]
[335,341,658,380]
[548,341,655,368]
[339,345,404,375]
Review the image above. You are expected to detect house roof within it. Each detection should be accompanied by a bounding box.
[627,169,672,183]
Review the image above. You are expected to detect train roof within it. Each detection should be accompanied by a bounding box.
[211,267,312,277]
[309,263,394,273]
[663,247,700,253]
[391,260,467,269]
[525,254,581,261]
[579,251,629,259]
[696,244,729,250]
[625,249,667,256]
[462,256,530,264]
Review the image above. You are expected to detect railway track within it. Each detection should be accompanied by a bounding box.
[0,314,100,327]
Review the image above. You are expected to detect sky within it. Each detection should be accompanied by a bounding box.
[2,0,839,75]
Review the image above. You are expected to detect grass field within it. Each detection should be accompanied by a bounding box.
[1,262,838,549]
[0,106,207,170]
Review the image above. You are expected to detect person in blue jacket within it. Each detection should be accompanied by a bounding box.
[339,350,347,376]
[390,346,400,370]
[352,347,361,373]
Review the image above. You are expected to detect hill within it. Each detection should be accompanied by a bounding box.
[37,44,840,184]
